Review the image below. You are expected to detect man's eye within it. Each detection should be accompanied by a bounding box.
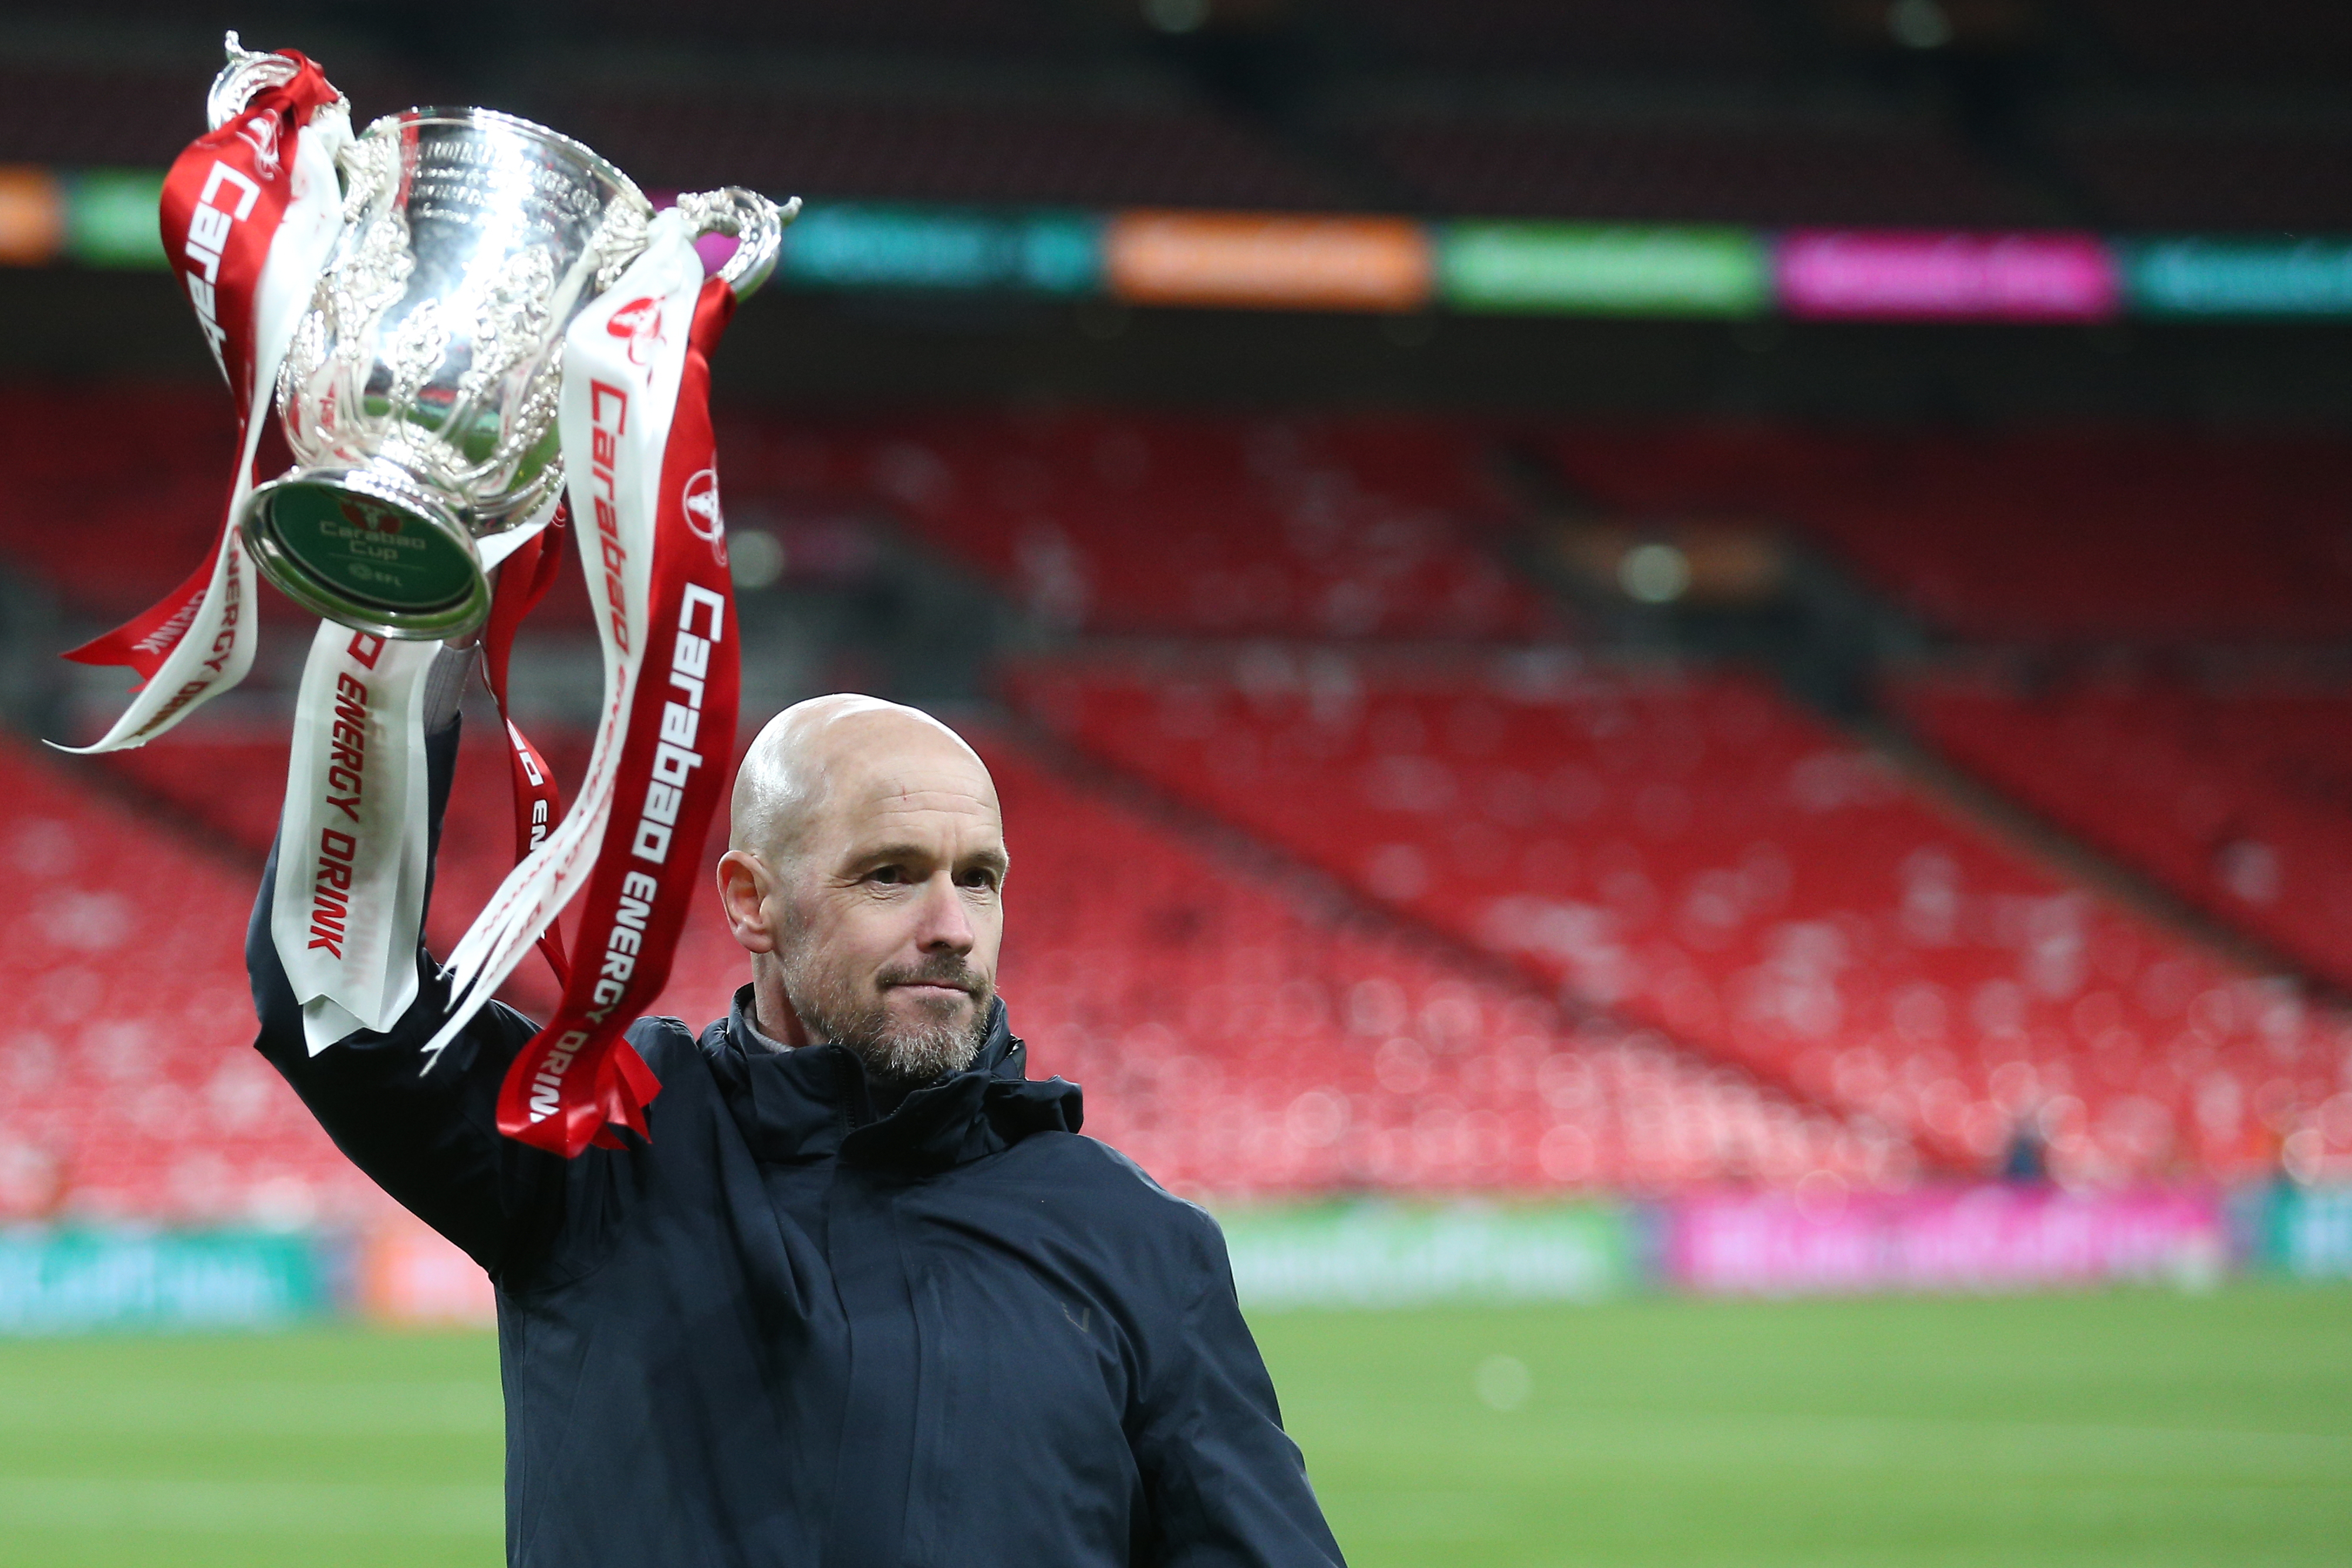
[957,869,998,890]
[868,865,906,885]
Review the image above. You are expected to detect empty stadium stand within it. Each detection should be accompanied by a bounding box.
[1340,0,1781,77]
[721,411,1550,640]
[1547,427,2352,643]
[2053,105,2352,232]
[68,713,1894,1202]
[1901,666,2352,995]
[2074,0,2352,85]
[555,75,1349,210]
[1012,655,2349,1185]
[0,732,377,1225]
[1342,100,2034,227]
[669,731,1904,1194]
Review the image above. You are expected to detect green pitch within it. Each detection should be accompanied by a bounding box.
[0,1286,2347,1567]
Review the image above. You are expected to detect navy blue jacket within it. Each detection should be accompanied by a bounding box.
[249,722,1344,1567]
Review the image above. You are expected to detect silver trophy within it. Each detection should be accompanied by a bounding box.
[208,39,795,638]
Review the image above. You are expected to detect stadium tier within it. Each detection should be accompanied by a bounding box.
[1010,657,2351,1185]
[1900,668,2352,995]
[73,722,1891,1206]
[2073,0,2352,84]
[0,733,374,1225]
[0,388,266,627]
[554,79,1349,210]
[1342,0,1780,76]
[1344,103,2033,228]
[723,411,1551,640]
[2054,107,2352,232]
[571,0,1082,56]
[1547,427,2352,643]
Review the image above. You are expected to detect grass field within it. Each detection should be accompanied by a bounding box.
[1,1286,2347,1566]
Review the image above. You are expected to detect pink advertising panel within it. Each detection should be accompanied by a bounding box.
[1666,1187,2226,1295]
[1777,231,2122,322]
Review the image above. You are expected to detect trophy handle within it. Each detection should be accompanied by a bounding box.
[674,188,800,299]
[205,31,300,131]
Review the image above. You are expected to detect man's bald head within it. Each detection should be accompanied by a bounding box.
[730,694,996,869]
[717,695,1008,1084]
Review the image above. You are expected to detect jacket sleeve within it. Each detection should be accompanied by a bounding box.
[1132,1210,1348,1568]
[248,703,566,1279]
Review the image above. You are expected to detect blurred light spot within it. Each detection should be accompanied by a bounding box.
[1473,1354,1532,1412]
[729,528,786,590]
[1888,0,1953,49]
[1619,542,1690,604]
[1143,0,1207,33]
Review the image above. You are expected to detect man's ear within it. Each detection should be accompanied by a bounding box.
[717,849,779,955]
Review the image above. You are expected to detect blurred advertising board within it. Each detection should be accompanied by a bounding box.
[2125,238,2352,317]
[1104,211,1432,311]
[1776,230,2121,321]
[0,166,64,266]
[2255,1185,2352,1278]
[356,1214,497,1326]
[778,202,1099,293]
[0,1226,329,1333]
[1438,223,1770,316]
[63,170,166,268]
[1665,1187,2226,1296]
[1220,1201,1640,1309]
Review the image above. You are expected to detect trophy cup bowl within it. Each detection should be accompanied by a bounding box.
[224,70,788,639]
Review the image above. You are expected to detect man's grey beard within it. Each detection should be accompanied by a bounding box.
[776,940,993,1087]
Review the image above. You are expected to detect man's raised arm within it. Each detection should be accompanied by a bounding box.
[247,647,562,1277]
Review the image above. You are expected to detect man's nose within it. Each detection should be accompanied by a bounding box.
[913,873,976,954]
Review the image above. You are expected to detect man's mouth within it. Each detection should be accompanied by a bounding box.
[889,981,971,1001]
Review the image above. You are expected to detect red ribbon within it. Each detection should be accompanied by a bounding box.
[494,278,743,1155]
[64,50,341,684]
[478,509,575,989]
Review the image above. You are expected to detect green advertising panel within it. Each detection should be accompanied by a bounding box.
[1439,222,1770,316]
[0,1228,330,1333]
[2127,237,2352,317]
[779,202,1100,293]
[66,170,167,269]
[1218,1201,1642,1310]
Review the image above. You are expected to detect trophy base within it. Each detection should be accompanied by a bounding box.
[240,463,492,640]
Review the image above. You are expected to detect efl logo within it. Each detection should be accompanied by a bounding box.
[338,497,403,534]
[606,297,664,366]
[681,468,725,564]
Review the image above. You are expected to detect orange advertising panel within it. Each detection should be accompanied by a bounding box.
[1105,210,1433,312]
[0,167,65,266]
[358,1213,498,1325]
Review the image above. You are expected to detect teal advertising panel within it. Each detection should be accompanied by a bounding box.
[2126,237,2352,317]
[0,1228,332,1333]
[779,202,1100,293]
[2264,1185,2352,1278]
[1218,1202,1642,1309]
[1437,222,1770,316]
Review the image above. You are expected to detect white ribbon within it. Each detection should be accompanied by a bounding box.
[418,213,708,1062]
[61,100,351,755]
[272,512,553,1055]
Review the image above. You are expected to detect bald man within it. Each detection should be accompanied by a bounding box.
[248,654,1345,1568]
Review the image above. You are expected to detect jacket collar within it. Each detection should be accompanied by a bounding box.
[702,986,1082,1174]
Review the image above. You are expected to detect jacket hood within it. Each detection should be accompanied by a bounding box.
[701,989,1082,1174]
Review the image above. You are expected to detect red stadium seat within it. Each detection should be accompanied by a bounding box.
[1010,655,2352,1185]
[716,411,1553,640]
[0,733,382,1225]
[1548,426,2352,643]
[1901,666,2352,997]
